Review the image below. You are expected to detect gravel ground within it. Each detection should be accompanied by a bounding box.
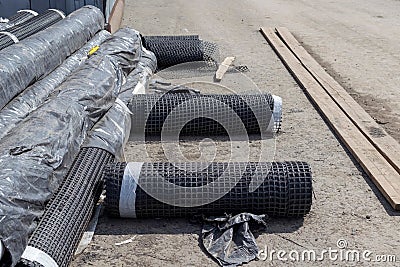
[72,1,400,266]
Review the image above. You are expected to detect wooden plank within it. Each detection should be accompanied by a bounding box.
[215,56,235,81]
[108,0,124,34]
[260,27,400,210]
[275,27,400,174]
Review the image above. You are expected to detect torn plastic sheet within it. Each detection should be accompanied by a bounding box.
[0,28,143,266]
[0,5,104,111]
[201,213,267,266]
[83,48,157,160]
[0,30,111,142]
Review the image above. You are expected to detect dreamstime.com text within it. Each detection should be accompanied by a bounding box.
[257,239,397,263]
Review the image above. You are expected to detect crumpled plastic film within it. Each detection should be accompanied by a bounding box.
[202,213,267,266]
[0,30,111,142]
[0,5,104,111]
[0,28,143,266]
[83,48,157,160]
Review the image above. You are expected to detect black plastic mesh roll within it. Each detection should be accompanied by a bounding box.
[0,9,64,50]
[130,93,281,138]
[142,35,219,70]
[0,10,37,31]
[105,162,312,218]
[18,148,114,267]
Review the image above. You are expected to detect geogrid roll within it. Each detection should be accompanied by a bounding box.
[105,162,312,218]
[0,10,37,31]
[129,93,282,138]
[18,148,114,267]
[142,35,219,70]
[0,9,64,50]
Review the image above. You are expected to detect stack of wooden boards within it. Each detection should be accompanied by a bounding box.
[260,27,400,211]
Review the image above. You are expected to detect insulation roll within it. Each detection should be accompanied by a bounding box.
[0,10,38,31]
[0,30,111,142]
[0,5,104,111]
[0,9,64,50]
[129,93,282,138]
[18,148,114,267]
[142,35,219,70]
[105,162,313,218]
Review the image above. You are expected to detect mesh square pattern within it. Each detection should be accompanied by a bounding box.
[0,10,64,50]
[105,161,312,218]
[129,93,280,138]
[142,35,219,70]
[18,148,114,267]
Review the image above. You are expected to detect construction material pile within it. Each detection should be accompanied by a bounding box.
[0,6,312,267]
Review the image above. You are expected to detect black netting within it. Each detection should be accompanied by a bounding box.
[142,35,219,70]
[129,93,280,138]
[18,148,114,267]
[105,162,312,218]
[0,9,64,50]
[0,10,37,31]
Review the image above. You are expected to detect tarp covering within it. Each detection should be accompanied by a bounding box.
[0,30,111,142]
[18,47,157,267]
[0,28,143,266]
[0,5,104,111]
[83,47,157,159]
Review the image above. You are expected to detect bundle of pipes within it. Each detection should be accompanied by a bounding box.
[0,10,38,31]
[129,93,282,139]
[0,9,65,50]
[0,30,111,142]
[0,5,104,111]
[18,44,157,267]
[142,35,219,70]
[105,162,313,218]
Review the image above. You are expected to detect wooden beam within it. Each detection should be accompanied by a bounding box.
[108,0,125,34]
[260,27,400,210]
[215,56,235,81]
[275,27,400,174]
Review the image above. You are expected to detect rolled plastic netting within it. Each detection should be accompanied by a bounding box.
[17,46,157,267]
[105,162,312,218]
[0,9,64,50]
[0,10,38,31]
[18,148,114,267]
[129,93,282,138]
[0,5,104,111]
[142,35,219,70]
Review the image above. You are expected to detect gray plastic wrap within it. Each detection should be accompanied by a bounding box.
[0,5,104,111]
[0,28,143,266]
[0,30,111,142]
[83,48,157,160]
